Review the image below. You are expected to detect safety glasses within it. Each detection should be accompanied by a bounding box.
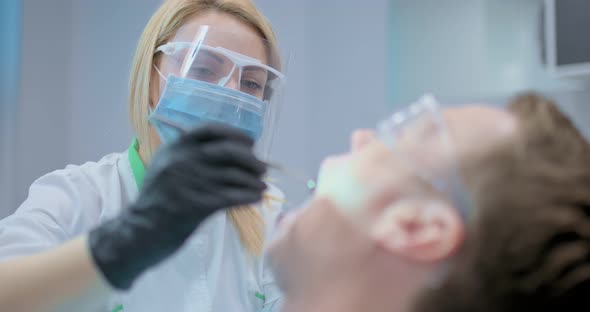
[155,41,284,99]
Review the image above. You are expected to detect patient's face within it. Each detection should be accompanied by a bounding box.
[268,105,518,311]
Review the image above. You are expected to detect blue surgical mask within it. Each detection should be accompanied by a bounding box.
[149,75,266,144]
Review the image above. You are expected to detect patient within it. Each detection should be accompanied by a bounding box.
[268,93,590,312]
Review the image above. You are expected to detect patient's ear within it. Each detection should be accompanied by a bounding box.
[370,198,464,262]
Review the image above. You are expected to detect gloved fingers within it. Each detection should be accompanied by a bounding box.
[180,123,255,147]
[203,167,267,190]
[185,187,264,209]
[198,143,267,176]
[220,188,265,206]
[169,166,266,199]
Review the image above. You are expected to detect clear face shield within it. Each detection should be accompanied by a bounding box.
[150,25,287,159]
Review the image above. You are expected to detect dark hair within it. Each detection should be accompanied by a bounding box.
[414,93,590,312]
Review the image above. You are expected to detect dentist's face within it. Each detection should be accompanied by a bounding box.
[148,10,268,150]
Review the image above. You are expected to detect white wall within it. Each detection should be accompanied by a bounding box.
[389,0,583,105]
[388,0,590,138]
[11,0,73,214]
[67,1,162,165]
[257,0,391,203]
[304,0,390,175]
[0,0,21,217]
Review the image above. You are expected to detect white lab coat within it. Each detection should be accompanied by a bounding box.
[0,144,284,312]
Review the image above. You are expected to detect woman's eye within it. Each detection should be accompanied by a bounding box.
[242,80,263,91]
[193,67,214,77]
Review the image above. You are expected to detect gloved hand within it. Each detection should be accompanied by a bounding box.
[88,124,267,290]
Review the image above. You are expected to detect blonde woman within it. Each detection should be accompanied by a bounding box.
[0,0,286,311]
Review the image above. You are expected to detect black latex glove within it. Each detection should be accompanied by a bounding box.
[89,124,267,290]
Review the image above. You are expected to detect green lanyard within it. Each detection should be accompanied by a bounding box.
[255,292,266,301]
[128,138,146,189]
[111,304,124,312]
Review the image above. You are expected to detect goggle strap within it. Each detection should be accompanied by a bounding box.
[153,65,167,82]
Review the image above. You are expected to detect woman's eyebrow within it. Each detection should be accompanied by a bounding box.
[242,67,267,75]
[200,50,225,64]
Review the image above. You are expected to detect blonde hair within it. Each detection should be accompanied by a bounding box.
[128,0,281,256]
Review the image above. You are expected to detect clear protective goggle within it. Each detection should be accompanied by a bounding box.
[154,26,285,101]
[155,42,285,95]
[375,94,471,219]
